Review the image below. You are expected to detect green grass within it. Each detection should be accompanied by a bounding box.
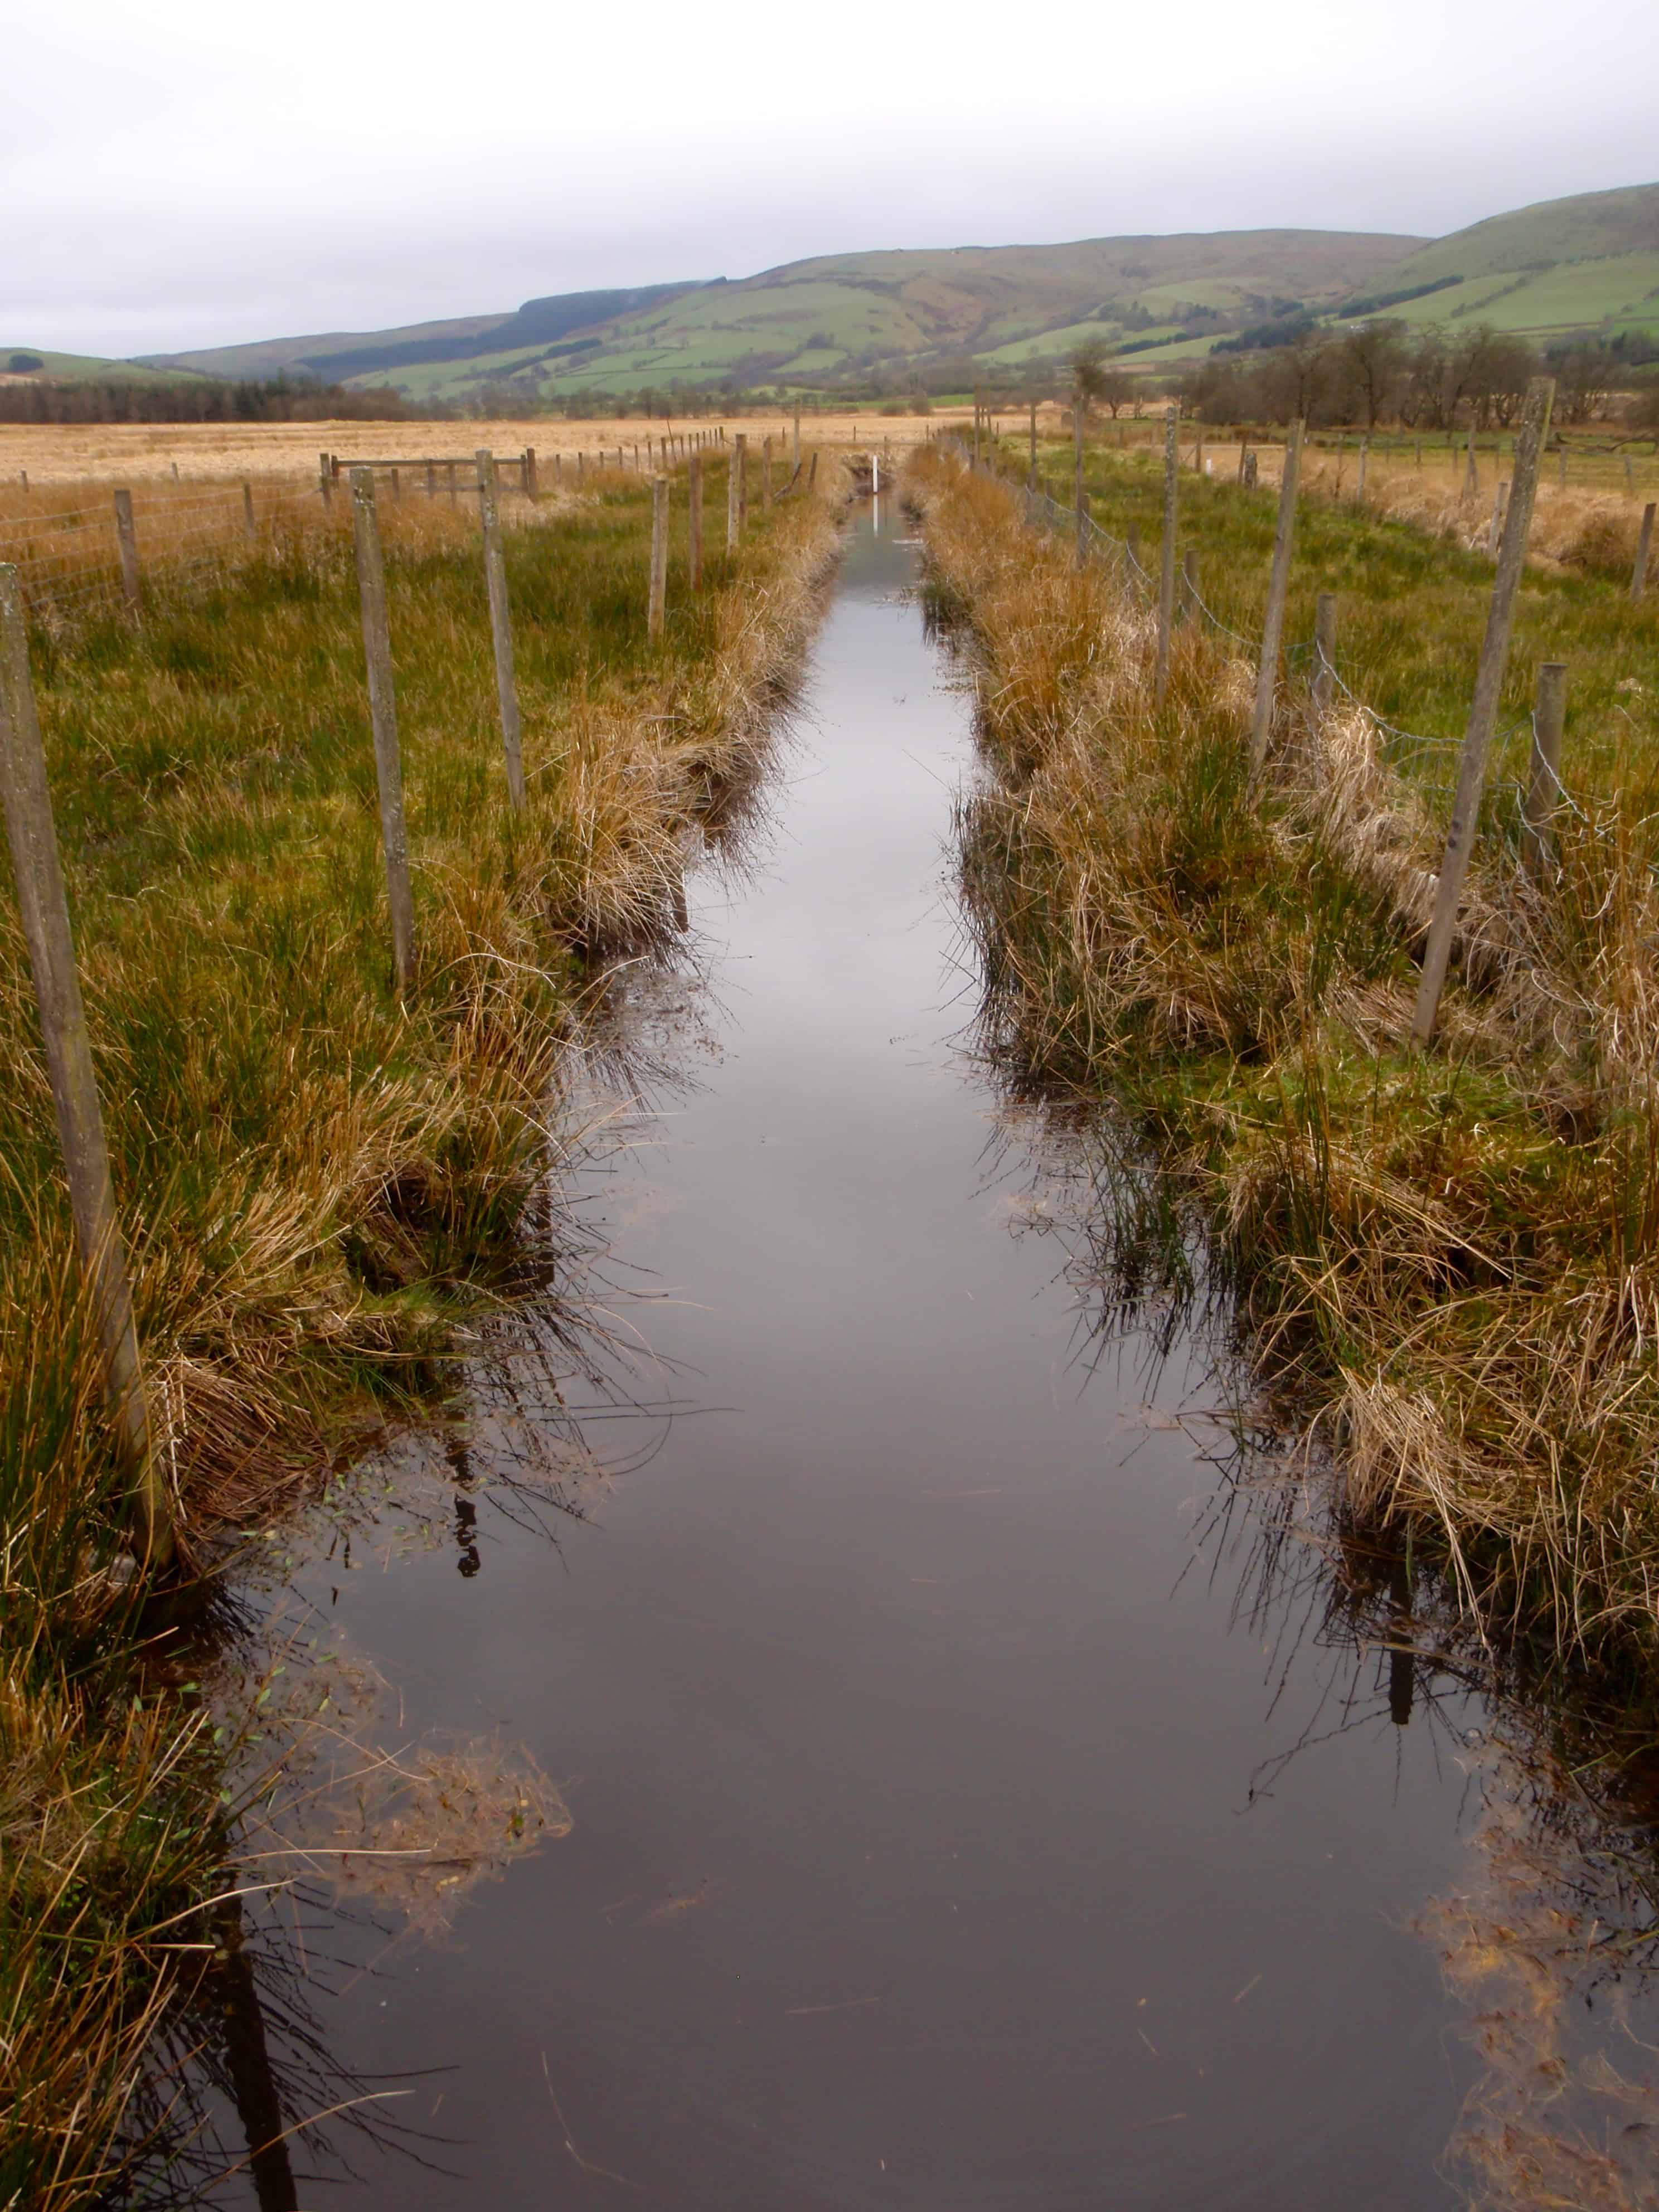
[1019,430,1659,826]
[915,442,1659,1707]
[0,459,838,2204]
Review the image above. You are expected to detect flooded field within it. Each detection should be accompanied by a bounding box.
[191,501,1659,2209]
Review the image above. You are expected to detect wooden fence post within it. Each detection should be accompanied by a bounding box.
[390,467,401,503]
[426,462,436,499]
[113,491,141,616]
[1156,405,1179,704]
[1521,661,1568,879]
[348,470,416,998]
[1412,376,1555,1045]
[1356,436,1369,501]
[1312,591,1337,715]
[446,462,457,506]
[648,476,668,642]
[525,447,539,501]
[319,453,333,508]
[0,565,169,1563]
[1248,418,1305,780]
[688,454,704,591]
[808,450,818,492]
[763,435,774,510]
[241,481,256,540]
[475,451,525,813]
[736,433,749,534]
[1633,502,1656,603]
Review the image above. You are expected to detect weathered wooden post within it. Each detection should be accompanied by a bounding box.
[390,467,401,503]
[808,450,818,492]
[688,454,704,591]
[113,490,141,617]
[0,566,169,1563]
[474,452,525,813]
[577,452,585,484]
[648,476,668,643]
[763,435,774,510]
[426,462,436,499]
[1248,418,1305,780]
[736,433,749,533]
[241,481,256,540]
[1521,661,1568,879]
[1156,405,1179,704]
[1356,436,1369,501]
[1312,591,1337,715]
[347,470,416,998]
[1632,502,1656,603]
[525,448,539,501]
[318,453,333,508]
[445,462,457,506]
[1413,377,1554,1045]
[1238,436,1249,483]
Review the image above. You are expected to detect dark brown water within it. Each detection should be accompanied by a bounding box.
[208,502,1497,2209]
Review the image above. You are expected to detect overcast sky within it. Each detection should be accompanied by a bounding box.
[7,0,1657,358]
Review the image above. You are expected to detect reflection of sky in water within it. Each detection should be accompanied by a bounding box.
[186,501,1659,2212]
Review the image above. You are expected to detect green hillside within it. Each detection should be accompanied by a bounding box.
[1347,182,1659,342]
[1,347,210,385]
[360,229,1419,401]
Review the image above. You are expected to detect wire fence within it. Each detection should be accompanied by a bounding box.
[942,435,1620,872]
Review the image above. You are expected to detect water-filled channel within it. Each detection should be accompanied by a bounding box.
[222,500,1502,2208]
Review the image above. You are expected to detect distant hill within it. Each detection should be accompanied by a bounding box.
[1,346,210,385]
[20,182,1659,405]
[129,231,1423,404]
[1334,181,1659,345]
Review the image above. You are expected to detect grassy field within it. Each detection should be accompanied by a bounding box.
[0,454,842,2204]
[910,435,1659,1705]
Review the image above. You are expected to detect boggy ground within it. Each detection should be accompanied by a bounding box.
[0,457,846,2206]
[908,441,1659,1701]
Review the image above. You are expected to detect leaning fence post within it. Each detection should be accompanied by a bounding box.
[688,454,704,591]
[0,566,169,1564]
[1156,405,1179,704]
[1413,376,1554,1045]
[1633,502,1656,603]
[648,476,669,642]
[348,470,416,998]
[1312,591,1337,715]
[475,451,525,813]
[113,491,141,616]
[1521,662,1568,879]
[1248,418,1305,780]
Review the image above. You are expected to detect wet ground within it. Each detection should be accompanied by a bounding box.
[206,499,1504,2210]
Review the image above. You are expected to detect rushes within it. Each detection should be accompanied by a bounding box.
[915,443,1659,1675]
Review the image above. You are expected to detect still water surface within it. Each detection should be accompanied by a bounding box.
[241,502,1485,2207]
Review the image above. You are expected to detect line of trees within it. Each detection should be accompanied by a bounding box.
[1172,323,1659,432]
[0,373,429,425]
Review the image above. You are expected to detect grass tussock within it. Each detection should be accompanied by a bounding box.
[914,443,1659,1680]
[1,457,846,2202]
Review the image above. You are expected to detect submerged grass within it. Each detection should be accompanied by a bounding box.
[913,442,1659,1696]
[0,460,844,2203]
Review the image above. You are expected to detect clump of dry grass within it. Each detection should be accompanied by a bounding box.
[914,444,1659,1676]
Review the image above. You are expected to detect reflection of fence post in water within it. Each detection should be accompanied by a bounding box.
[0,565,171,1563]
[348,470,416,999]
[214,1896,300,2212]
[1156,406,1178,704]
[1248,419,1303,780]
[1414,377,1555,1046]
